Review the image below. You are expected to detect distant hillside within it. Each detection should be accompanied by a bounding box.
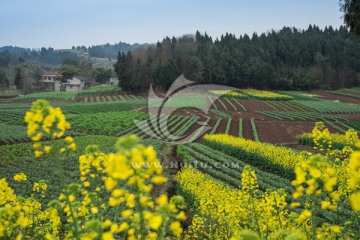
[87,42,150,59]
[0,41,150,67]
[0,46,29,54]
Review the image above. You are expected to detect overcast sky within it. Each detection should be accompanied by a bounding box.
[0,0,344,49]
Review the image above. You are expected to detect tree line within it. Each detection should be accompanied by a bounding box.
[114,25,360,92]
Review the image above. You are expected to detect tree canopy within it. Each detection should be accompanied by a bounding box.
[114,26,360,92]
[340,0,360,35]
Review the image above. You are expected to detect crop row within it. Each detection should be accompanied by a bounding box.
[75,84,122,96]
[327,90,360,99]
[209,96,247,112]
[187,117,212,142]
[67,111,149,135]
[118,114,201,141]
[149,95,207,110]
[0,109,27,125]
[208,90,248,99]
[136,115,182,138]
[238,89,294,101]
[294,100,360,114]
[216,97,228,111]
[256,111,346,122]
[0,125,29,144]
[177,143,351,222]
[173,116,200,136]
[263,101,308,112]
[345,121,360,131]
[5,85,122,102]
[8,93,75,102]
[60,99,147,114]
[238,118,243,138]
[250,118,260,141]
[209,109,231,118]
[224,117,232,135]
[203,134,309,179]
[78,94,145,103]
[298,132,359,150]
[278,91,320,101]
[232,99,247,111]
[0,135,168,205]
[209,118,222,134]
[177,143,293,192]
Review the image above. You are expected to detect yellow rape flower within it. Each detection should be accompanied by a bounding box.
[156,194,168,206]
[149,215,162,230]
[170,221,183,236]
[13,173,27,182]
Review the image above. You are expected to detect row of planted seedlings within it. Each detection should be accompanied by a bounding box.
[176,142,353,226]
[208,96,247,112]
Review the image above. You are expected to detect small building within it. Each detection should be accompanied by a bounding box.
[62,76,87,92]
[40,72,87,92]
[40,72,62,91]
[109,77,119,86]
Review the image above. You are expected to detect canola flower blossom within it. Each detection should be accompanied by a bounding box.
[1,100,360,239]
[239,89,293,100]
[13,173,27,182]
[209,90,248,99]
[179,126,360,239]
[177,167,296,239]
[24,100,74,157]
[0,100,186,239]
[203,133,308,177]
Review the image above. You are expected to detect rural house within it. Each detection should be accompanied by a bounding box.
[109,77,119,86]
[40,72,87,92]
[62,76,87,92]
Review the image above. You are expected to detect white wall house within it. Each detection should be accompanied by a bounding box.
[40,72,87,92]
[109,77,119,86]
[40,72,61,91]
[62,76,86,92]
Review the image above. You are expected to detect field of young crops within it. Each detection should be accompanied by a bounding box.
[294,100,360,113]
[0,125,29,144]
[209,89,294,101]
[9,91,76,101]
[75,84,121,95]
[209,90,248,99]
[67,111,149,135]
[0,88,359,239]
[256,111,346,121]
[0,135,169,204]
[327,89,360,99]
[3,84,123,103]
[176,142,352,223]
[77,94,145,103]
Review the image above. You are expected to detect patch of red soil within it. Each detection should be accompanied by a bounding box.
[242,118,255,140]
[228,118,239,137]
[222,98,238,112]
[240,100,274,112]
[215,118,226,134]
[256,121,315,144]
